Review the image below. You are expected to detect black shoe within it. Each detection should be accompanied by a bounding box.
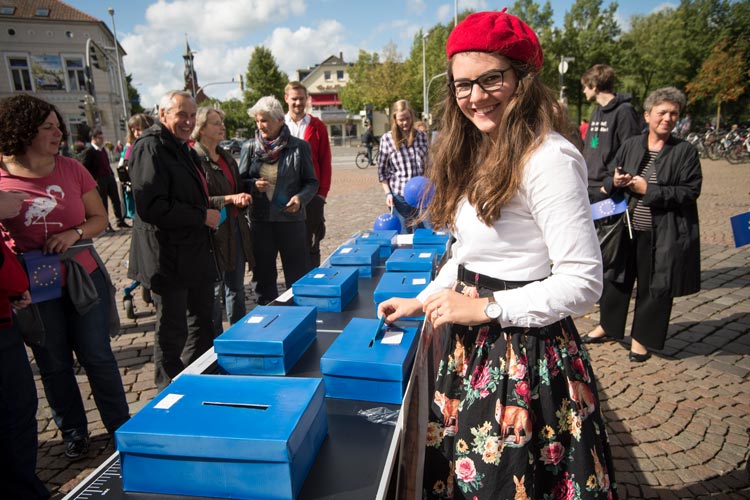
[628,351,651,363]
[105,224,115,233]
[116,219,131,228]
[65,437,90,461]
[581,334,609,344]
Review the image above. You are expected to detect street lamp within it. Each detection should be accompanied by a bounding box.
[425,71,447,125]
[422,30,429,120]
[107,7,128,131]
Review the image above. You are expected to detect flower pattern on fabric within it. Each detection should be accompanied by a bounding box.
[423,278,617,500]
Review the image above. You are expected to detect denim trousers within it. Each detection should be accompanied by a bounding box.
[30,269,130,442]
[0,325,50,498]
[392,193,427,234]
[213,220,247,334]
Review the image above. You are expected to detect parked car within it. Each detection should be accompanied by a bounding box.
[219,139,244,155]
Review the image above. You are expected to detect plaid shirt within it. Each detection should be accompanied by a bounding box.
[377,130,428,196]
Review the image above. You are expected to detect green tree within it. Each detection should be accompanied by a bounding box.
[200,97,251,138]
[243,46,288,108]
[126,73,144,114]
[686,39,747,127]
[338,44,409,117]
[510,0,558,89]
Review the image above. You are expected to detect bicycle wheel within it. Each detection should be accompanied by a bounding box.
[726,144,744,164]
[706,142,722,160]
[356,152,370,169]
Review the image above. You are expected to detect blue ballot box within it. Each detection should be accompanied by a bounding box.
[320,318,419,404]
[329,243,379,278]
[385,248,437,276]
[355,229,397,258]
[292,266,358,312]
[115,374,328,500]
[412,228,450,259]
[373,271,431,320]
[214,306,316,375]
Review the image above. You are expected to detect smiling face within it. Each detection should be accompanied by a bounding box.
[645,101,680,139]
[202,110,226,144]
[30,112,64,157]
[284,88,308,121]
[160,94,197,143]
[255,113,284,141]
[451,52,518,137]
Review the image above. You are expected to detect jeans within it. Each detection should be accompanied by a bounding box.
[213,220,248,334]
[152,281,215,389]
[0,326,50,499]
[31,269,129,442]
[392,193,427,234]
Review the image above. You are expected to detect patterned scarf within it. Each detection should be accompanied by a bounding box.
[253,124,290,164]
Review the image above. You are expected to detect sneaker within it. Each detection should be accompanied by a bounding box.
[65,437,90,461]
[116,219,131,228]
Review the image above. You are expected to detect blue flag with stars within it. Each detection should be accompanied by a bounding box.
[730,212,750,248]
[591,196,628,221]
[24,250,62,303]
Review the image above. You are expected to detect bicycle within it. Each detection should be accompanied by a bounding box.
[356,146,379,169]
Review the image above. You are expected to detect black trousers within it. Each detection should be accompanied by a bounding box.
[305,195,326,268]
[599,230,673,350]
[0,326,50,499]
[151,282,216,389]
[97,175,125,222]
[251,220,310,304]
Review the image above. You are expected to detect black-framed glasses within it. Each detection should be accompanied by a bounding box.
[448,68,513,99]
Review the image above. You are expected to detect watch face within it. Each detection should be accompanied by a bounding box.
[485,302,502,320]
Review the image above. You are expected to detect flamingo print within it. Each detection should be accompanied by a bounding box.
[25,185,64,233]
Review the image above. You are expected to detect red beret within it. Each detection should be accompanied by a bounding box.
[446,9,543,71]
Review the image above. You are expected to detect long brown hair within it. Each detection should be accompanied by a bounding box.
[425,57,578,230]
[390,99,418,148]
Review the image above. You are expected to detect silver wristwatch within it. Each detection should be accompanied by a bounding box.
[484,296,502,321]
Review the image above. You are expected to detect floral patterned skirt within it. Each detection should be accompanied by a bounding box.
[423,278,617,499]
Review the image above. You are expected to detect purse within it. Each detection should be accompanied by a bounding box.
[14,304,46,348]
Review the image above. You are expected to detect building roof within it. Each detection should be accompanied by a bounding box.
[0,0,99,23]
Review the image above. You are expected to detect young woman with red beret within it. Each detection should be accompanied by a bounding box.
[379,10,616,499]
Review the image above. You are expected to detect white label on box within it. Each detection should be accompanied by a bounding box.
[436,230,447,235]
[361,233,370,238]
[418,252,432,258]
[382,328,404,345]
[314,273,326,278]
[340,247,352,254]
[246,315,264,324]
[154,393,183,410]
[412,278,427,285]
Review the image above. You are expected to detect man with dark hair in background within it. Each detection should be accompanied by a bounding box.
[284,81,332,268]
[581,64,641,203]
[81,128,129,231]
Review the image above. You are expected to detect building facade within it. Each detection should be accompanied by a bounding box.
[297,53,388,146]
[0,0,130,148]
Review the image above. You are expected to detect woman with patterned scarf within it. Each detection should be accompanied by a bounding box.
[238,96,319,305]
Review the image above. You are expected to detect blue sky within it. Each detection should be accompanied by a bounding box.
[65,0,675,106]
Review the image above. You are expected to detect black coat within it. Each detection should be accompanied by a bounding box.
[607,133,702,297]
[127,124,218,292]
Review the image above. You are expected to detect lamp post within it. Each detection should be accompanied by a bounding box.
[107,7,128,131]
[422,30,429,120]
[425,71,447,125]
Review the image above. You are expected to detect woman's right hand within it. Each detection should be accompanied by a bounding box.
[385,192,394,208]
[0,190,27,219]
[378,297,423,324]
[228,193,252,207]
[255,178,269,192]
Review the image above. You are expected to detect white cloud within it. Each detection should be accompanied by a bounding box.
[265,20,355,77]
[406,0,427,14]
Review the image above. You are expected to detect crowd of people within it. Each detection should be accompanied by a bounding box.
[0,8,704,498]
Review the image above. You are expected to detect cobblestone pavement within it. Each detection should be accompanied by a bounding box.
[34,151,749,499]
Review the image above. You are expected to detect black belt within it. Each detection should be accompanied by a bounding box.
[457,264,537,291]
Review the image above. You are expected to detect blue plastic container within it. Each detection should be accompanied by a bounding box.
[292,266,358,312]
[329,244,379,278]
[354,229,397,258]
[385,248,437,276]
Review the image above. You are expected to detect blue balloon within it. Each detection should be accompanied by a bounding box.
[403,176,434,208]
[374,212,402,232]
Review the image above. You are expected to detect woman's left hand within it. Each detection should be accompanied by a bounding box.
[422,289,490,329]
[230,193,252,208]
[627,175,648,195]
[10,290,31,310]
[42,228,80,254]
[284,195,302,213]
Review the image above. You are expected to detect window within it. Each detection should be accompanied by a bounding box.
[64,56,86,91]
[0,6,16,15]
[324,71,331,81]
[337,70,345,81]
[8,56,33,91]
[35,8,50,17]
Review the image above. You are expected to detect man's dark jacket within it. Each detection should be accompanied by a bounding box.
[127,123,218,292]
[604,133,702,297]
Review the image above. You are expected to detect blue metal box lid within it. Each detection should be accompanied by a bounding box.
[385,248,437,272]
[413,228,450,246]
[292,266,358,297]
[115,374,326,463]
[320,318,419,382]
[354,229,397,248]
[213,306,316,356]
[373,271,432,303]
[329,244,379,266]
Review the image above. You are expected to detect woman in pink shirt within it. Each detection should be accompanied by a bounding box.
[0,94,129,461]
